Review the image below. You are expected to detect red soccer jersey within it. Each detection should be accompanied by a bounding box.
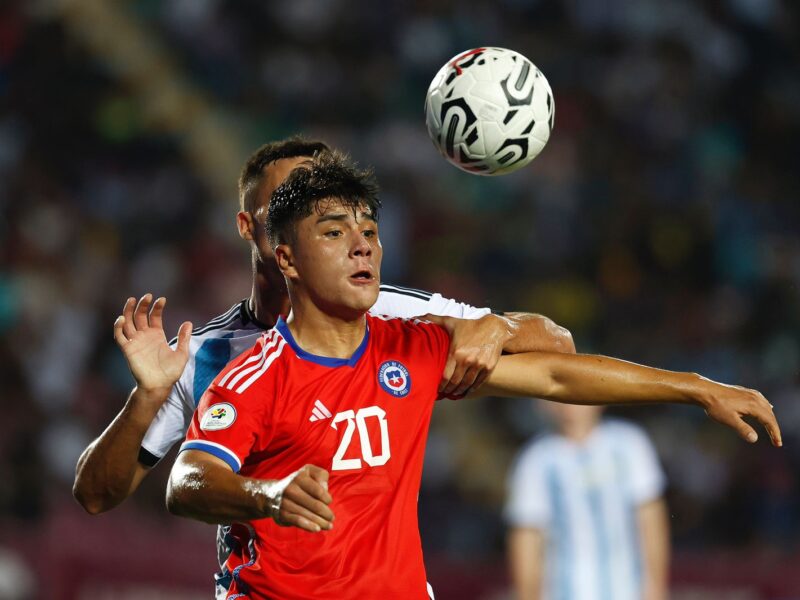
[182,314,450,600]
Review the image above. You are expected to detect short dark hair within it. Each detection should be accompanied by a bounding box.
[238,136,331,211]
[267,150,380,247]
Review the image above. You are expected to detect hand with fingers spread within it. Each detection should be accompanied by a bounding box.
[271,465,334,533]
[419,313,515,398]
[113,294,193,394]
[698,377,782,447]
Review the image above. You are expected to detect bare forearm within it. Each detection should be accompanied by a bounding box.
[639,499,670,600]
[73,387,166,513]
[166,468,272,524]
[501,312,576,355]
[481,350,781,445]
[482,352,702,406]
[168,454,334,532]
[166,454,279,524]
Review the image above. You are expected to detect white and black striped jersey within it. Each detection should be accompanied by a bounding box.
[138,284,491,466]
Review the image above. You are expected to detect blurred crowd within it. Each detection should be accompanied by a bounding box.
[1,0,799,596]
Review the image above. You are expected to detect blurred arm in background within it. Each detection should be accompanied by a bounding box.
[639,498,670,600]
[508,527,545,600]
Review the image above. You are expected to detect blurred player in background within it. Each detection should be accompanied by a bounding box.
[506,403,669,600]
[161,151,779,599]
[72,137,575,596]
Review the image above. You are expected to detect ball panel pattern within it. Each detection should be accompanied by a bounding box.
[424,47,554,175]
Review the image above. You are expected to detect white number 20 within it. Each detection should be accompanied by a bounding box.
[331,406,390,471]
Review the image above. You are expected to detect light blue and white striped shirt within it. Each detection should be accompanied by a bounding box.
[505,419,665,600]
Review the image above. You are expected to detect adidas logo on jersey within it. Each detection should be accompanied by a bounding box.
[309,400,333,422]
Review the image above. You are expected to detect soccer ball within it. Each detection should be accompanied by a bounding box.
[424,47,554,176]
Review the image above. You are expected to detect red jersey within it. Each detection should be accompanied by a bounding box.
[182,314,450,600]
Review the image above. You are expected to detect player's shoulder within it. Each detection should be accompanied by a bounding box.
[169,299,272,367]
[208,327,286,397]
[600,418,649,439]
[367,312,445,338]
[368,312,423,328]
[599,418,654,447]
[513,432,562,467]
[373,282,491,320]
[366,315,449,369]
[376,283,435,303]
[169,300,250,347]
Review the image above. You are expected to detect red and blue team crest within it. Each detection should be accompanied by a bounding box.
[378,361,411,397]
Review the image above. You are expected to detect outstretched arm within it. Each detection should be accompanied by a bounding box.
[73,294,191,514]
[167,451,334,532]
[422,312,575,397]
[475,352,782,446]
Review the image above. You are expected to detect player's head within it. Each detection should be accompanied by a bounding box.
[236,137,330,277]
[543,402,603,438]
[267,150,382,319]
[238,136,330,213]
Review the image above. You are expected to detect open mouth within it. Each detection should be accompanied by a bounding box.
[350,270,374,281]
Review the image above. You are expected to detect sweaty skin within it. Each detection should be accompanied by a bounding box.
[166,198,781,532]
[73,155,575,515]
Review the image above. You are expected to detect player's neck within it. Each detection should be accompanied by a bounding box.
[251,263,291,328]
[285,300,367,360]
[561,420,598,443]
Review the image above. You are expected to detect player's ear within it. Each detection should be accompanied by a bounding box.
[274,244,298,279]
[236,211,255,241]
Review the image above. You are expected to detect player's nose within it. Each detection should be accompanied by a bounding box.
[350,233,372,257]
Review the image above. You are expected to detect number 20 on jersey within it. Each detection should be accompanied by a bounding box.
[330,407,390,471]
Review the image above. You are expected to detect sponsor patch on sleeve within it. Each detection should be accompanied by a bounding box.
[200,403,237,431]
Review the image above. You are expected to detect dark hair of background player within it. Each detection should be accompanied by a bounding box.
[238,136,331,211]
[266,150,380,248]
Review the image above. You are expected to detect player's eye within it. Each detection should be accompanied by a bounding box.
[324,229,342,238]
[362,228,377,238]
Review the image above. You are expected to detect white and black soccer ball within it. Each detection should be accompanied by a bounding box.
[425,47,554,176]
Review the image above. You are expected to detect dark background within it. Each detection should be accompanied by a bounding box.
[0,1,798,598]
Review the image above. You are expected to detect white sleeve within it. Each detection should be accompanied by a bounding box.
[504,442,551,528]
[621,423,666,505]
[140,377,194,463]
[372,284,492,320]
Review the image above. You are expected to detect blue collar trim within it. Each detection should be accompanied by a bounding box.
[275,317,370,368]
